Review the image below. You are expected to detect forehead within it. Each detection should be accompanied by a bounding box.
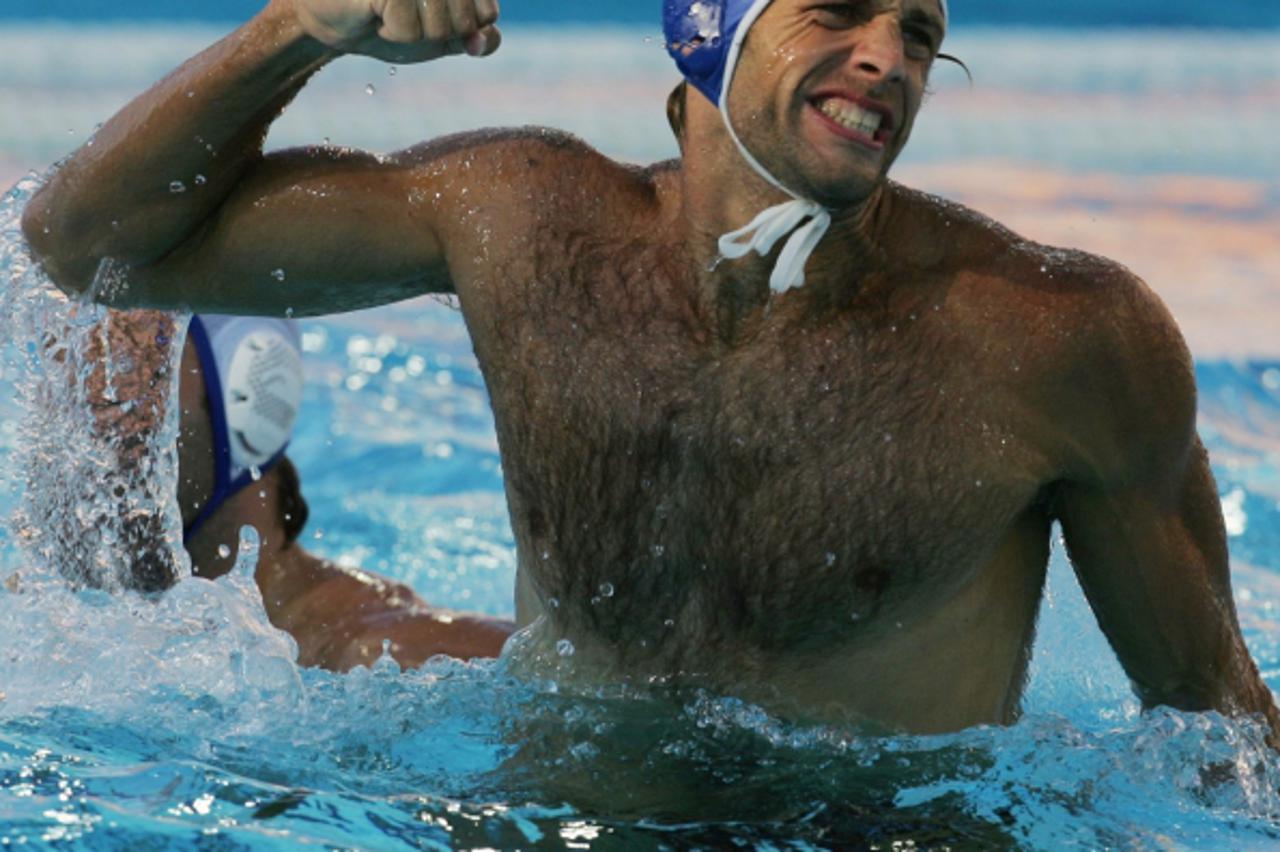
[775,0,947,24]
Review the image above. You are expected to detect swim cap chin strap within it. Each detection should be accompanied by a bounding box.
[715,0,831,294]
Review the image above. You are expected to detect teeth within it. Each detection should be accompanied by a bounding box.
[818,98,883,137]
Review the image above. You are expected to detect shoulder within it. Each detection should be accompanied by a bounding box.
[1015,243,1197,489]
[888,184,1197,486]
[398,126,658,207]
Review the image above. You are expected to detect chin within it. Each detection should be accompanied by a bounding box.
[798,170,884,211]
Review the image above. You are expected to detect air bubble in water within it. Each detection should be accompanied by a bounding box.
[365,83,376,96]
[556,639,575,658]
[194,174,207,186]
[218,544,231,559]
[270,269,286,282]
[388,67,397,76]
[169,181,186,194]
[598,582,614,598]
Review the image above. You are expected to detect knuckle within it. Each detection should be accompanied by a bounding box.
[476,0,499,26]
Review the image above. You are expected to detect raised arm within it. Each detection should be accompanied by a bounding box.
[20,0,500,316]
[1052,272,1279,742]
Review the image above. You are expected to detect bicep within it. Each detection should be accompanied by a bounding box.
[113,147,452,317]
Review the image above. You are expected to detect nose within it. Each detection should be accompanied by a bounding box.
[848,15,906,85]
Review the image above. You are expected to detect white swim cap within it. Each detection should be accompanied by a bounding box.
[185,314,303,540]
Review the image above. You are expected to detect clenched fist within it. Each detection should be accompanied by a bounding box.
[286,0,501,62]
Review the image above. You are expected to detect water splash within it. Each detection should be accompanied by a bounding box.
[0,174,188,592]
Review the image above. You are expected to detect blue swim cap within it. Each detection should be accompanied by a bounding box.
[662,0,748,106]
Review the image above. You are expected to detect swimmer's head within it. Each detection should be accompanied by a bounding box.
[661,1,949,291]
[664,0,948,205]
[177,316,308,579]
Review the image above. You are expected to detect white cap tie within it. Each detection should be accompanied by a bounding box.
[717,200,832,293]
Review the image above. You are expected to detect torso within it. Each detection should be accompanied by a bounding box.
[442,137,1100,733]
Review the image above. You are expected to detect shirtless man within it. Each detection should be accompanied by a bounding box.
[82,310,512,670]
[20,0,1279,737]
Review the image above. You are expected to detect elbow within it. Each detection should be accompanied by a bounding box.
[20,185,98,297]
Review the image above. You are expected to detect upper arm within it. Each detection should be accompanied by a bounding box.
[1051,266,1276,724]
[111,144,454,317]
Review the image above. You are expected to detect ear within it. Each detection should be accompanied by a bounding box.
[666,80,689,147]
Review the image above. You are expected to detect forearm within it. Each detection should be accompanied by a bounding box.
[21,0,332,291]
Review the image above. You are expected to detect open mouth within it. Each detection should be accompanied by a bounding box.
[809,95,895,148]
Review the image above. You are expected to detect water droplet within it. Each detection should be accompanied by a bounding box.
[169,181,186,193]
[825,552,836,567]
[598,582,614,598]
[217,544,231,558]
[322,137,331,146]
[556,639,575,658]
[388,66,398,76]
[651,544,666,558]
[194,174,207,186]
[541,550,550,561]
[365,83,376,96]
[547,597,561,610]
[663,618,675,629]
[249,466,262,481]
[270,268,286,282]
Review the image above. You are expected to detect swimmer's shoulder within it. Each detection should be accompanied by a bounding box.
[398,126,665,223]
[890,184,1197,478]
[890,182,1187,364]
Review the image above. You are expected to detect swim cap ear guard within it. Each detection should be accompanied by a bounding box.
[662,0,948,293]
[184,315,304,543]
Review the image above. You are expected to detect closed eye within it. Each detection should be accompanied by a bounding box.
[811,2,871,28]
[903,24,937,58]
[811,4,941,61]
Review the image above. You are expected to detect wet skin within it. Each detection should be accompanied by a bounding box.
[21,0,1279,736]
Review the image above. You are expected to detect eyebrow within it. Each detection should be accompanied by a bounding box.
[903,7,945,40]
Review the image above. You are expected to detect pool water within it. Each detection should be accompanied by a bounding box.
[2,24,1279,850]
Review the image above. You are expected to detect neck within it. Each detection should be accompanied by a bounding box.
[254,539,327,615]
[677,93,892,311]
